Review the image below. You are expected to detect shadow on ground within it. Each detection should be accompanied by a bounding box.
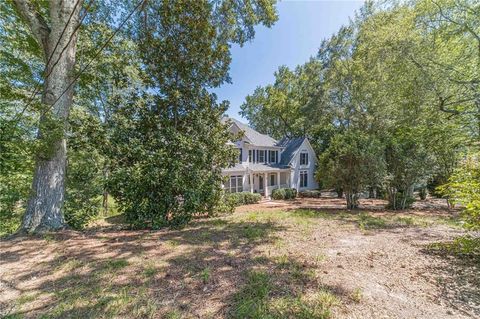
[421,237,480,317]
[0,215,348,318]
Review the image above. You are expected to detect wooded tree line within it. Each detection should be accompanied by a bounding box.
[240,0,479,227]
[0,0,277,234]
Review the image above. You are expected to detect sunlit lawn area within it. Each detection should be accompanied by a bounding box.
[1,199,479,318]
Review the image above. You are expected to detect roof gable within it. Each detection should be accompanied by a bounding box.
[278,137,306,165]
[222,117,278,147]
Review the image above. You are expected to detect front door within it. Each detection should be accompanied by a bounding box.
[258,175,264,191]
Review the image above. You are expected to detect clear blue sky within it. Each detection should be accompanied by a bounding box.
[213,0,364,121]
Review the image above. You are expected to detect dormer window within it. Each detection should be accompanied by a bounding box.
[300,152,308,165]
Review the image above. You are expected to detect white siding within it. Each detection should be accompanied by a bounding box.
[289,140,318,191]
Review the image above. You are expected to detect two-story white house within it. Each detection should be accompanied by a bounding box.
[222,117,318,197]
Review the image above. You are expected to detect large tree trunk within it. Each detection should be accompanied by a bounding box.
[14,0,82,233]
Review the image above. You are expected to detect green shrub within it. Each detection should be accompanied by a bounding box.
[244,192,262,204]
[284,188,297,199]
[418,188,427,200]
[271,188,297,200]
[271,188,286,200]
[64,110,105,230]
[438,152,480,229]
[427,175,447,198]
[226,192,262,207]
[386,191,415,210]
[298,190,321,198]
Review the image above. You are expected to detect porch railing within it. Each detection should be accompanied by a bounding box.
[268,184,289,190]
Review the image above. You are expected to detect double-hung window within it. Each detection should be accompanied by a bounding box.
[300,171,308,188]
[269,150,277,163]
[258,150,265,163]
[226,175,243,193]
[238,148,243,163]
[300,152,309,166]
[248,150,252,162]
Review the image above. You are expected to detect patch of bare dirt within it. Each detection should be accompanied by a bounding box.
[0,198,478,318]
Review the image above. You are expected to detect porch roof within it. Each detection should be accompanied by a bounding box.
[248,163,290,172]
[222,163,291,173]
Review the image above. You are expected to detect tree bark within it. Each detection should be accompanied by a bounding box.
[345,191,359,210]
[102,165,109,215]
[14,0,83,233]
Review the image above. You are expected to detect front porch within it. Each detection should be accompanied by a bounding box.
[248,171,290,197]
[223,167,292,198]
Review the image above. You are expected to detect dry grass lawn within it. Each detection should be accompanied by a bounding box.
[1,197,479,318]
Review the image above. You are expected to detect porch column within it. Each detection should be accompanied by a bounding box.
[277,171,281,189]
[250,172,254,193]
[264,172,268,197]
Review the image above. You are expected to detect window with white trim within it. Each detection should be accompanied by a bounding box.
[258,150,265,163]
[226,175,243,193]
[300,171,308,188]
[269,150,277,163]
[238,148,243,163]
[248,150,252,162]
[270,173,275,186]
[300,152,309,165]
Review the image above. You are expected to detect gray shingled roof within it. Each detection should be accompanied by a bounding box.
[277,137,307,165]
[222,117,278,147]
[221,117,308,167]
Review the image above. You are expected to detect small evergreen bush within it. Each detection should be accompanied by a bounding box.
[284,188,297,199]
[271,188,286,200]
[226,192,262,207]
[271,188,297,200]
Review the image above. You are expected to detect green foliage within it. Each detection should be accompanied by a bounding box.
[0,126,33,235]
[439,152,480,229]
[240,0,476,213]
[319,131,384,209]
[285,188,297,199]
[358,213,387,230]
[64,109,106,229]
[418,188,427,200]
[109,103,234,229]
[227,192,262,206]
[271,188,297,200]
[427,175,447,198]
[383,131,433,210]
[428,235,480,260]
[0,2,39,235]
[232,271,271,318]
[232,270,339,319]
[1,0,278,233]
[106,0,277,229]
[271,188,286,200]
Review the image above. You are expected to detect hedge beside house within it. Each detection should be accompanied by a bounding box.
[271,188,297,200]
[227,192,262,206]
